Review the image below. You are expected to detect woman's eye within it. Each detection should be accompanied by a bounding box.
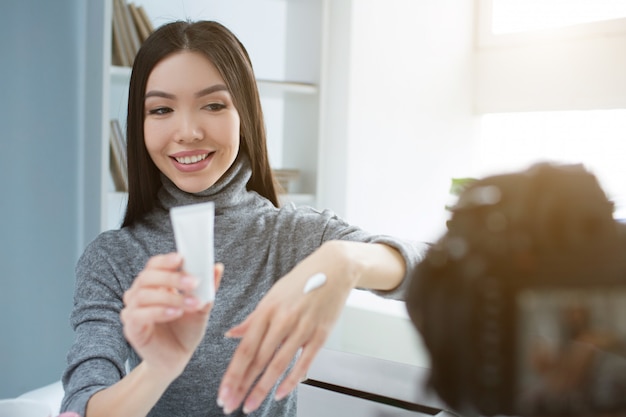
[204,103,226,111]
[148,107,172,115]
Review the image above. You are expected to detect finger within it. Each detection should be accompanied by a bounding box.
[274,329,327,401]
[237,320,295,400]
[121,305,184,346]
[120,303,186,326]
[242,326,311,414]
[132,268,198,296]
[223,312,298,414]
[214,262,224,290]
[218,314,271,413]
[145,252,183,270]
[124,286,201,312]
[224,316,252,338]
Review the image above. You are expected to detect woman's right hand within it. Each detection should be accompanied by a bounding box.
[120,252,223,380]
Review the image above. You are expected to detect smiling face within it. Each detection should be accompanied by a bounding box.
[143,51,241,193]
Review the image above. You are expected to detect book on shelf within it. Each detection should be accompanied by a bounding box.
[109,119,128,192]
[129,3,151,42]
[112,0,134,66]
[111,25,126,67]
[137,5,154,35]
[111,1,129,67]
[120,0,141,60]
[111,0,154,67]
[273,169,300,194]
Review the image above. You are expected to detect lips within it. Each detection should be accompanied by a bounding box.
[174,153,209,165]
[170,151,214,172]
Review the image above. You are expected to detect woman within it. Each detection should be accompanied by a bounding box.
[62,20,421,417]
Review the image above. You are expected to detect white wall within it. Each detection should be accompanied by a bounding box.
[318,0,477,366]
[475,19,626,113]
[320,0,478,244]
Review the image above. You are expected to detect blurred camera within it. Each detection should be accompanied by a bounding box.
[406,163,626,416]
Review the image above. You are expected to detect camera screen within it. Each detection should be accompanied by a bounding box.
[515,288,626,415]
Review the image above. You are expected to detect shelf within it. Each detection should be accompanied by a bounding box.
[257,79,318,95]
[279,193,316,207]
[109,66,317,95]
[110,65,131,83]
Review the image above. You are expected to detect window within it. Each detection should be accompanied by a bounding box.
[474,0,626,220]
[477,0,626,46]
[475,110,626,218]
[492,0,626,34]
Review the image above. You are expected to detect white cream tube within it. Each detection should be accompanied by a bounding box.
[170,202,215,304]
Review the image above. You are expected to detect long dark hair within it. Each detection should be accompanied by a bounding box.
[122,20,279,228]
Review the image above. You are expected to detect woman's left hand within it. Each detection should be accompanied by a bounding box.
[217,241,357,415]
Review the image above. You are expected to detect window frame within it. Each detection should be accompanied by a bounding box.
[474,0,626,217]
[476,0,626,48]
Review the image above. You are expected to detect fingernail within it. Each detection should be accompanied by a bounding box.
[243,397,260,414]
[184,297,198,307]
[217,387,229,409]
[165,307,182,316]
[274,388,288,402]
[181,275,199,288]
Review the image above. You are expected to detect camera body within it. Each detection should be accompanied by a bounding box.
[406,163,626,416]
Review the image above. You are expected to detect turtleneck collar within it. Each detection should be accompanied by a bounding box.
[157,153,254,213]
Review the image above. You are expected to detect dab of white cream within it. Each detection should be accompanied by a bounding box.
[303,273,327,294]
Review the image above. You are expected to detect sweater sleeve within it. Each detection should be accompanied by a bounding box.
[284,204,428,300]
[322,211,426,300]
[60,238,131,415]
[360,234,427,300]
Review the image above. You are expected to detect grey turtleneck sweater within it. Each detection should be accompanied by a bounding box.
[61,155,423,417]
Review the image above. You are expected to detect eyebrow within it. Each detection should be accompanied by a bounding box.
[144,84,229,100]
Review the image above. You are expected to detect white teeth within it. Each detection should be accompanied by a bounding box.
[175,153,209,165]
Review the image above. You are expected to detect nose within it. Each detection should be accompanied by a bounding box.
[174,111,204,143]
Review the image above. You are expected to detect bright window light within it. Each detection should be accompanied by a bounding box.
[492,0,626,34]
[475,110,626,217]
